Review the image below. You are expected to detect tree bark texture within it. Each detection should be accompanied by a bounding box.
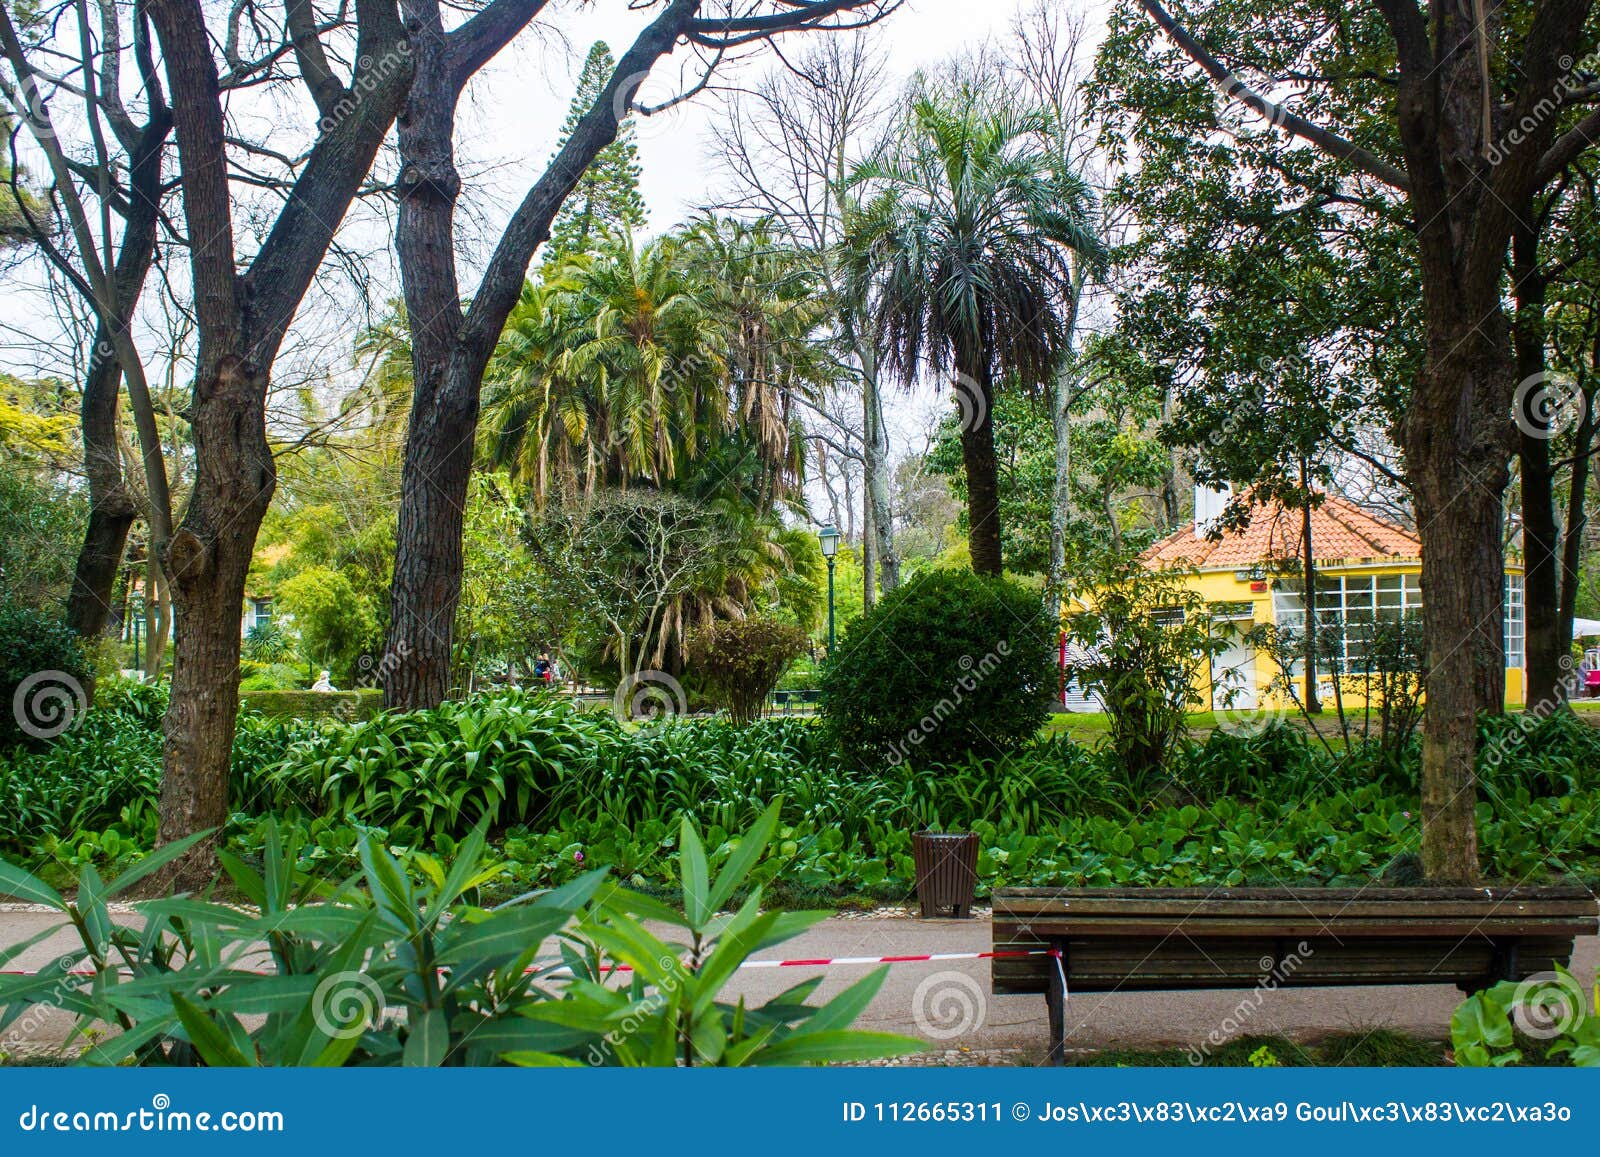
[384,0,700,709]
[957,356,1003,576]
[149,0,412,887]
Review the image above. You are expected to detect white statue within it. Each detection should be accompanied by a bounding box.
[311,670,336,692]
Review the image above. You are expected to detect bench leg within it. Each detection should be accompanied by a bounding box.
[1044,943,1066,1067]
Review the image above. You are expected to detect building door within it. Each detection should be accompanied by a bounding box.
[1211,625,1257,711]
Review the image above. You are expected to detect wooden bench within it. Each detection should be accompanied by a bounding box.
[991,886,1600,1064]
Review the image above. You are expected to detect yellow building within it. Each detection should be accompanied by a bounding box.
[1130,489,1525,709]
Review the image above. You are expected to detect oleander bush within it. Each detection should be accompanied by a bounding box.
[0,811,919,1067]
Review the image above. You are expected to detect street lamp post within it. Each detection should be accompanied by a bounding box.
[818,524,840,658]
[130,596,145,674]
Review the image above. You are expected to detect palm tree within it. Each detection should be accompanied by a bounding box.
[482,234,730,503]
[844,90,1104,575]
[681,214,834,510]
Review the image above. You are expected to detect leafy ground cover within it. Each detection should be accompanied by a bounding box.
[4,686,1599,902]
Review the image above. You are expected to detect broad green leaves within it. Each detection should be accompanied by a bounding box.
[0,808,918,1068]
[1452,968,1599,1069]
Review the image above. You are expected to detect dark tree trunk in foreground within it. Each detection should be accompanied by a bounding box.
[955,358,1003,576]
[1139,0,1600,881]
[383,0,897,708]
[148,0,412,887]
[1514,216,1563,709]
[385,0,701,710]
[1404,329,1513,882]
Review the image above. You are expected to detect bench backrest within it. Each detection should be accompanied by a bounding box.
[991,886,1600,995]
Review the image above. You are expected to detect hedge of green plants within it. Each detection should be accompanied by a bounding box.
[239,688,386,721]
[5,686,1599,898]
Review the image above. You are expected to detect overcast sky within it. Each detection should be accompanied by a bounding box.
[472,0,1103,236]
[2,0,1113,496]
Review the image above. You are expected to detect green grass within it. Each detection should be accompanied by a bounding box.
[1043,700,1596,747]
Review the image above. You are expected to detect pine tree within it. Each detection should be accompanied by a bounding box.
[547,42,647,258]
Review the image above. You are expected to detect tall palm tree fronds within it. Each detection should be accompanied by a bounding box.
[843,90,1106,575]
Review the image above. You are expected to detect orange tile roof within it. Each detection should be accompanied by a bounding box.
[1140,494,1420,571]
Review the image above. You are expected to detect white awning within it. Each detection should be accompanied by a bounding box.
[1573,617,1600,638]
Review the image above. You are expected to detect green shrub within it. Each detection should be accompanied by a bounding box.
[689,616,808,724]
[238,688,384,720]
[239,661,309,691]
[242,621,294,664]
[0,812,918,1067]
[819,570,1054,768]
[0,601,90,748]
[1062,554,1226,776]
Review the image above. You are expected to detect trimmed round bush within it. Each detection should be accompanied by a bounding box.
[819,570,1055,768]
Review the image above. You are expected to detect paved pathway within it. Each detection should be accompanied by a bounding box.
[4,909,1593,1061]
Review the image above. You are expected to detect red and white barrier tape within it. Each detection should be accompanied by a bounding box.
[1,948,1052,980]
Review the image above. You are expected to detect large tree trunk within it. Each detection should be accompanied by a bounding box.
[157,362,275,888]
[383,0,471,710]
[387,362,478,707]
[1404,335,1512,883]
[1514,215,1560,709]
[148,0,412,887]
[383,0,696,710]
[957,357,1003,576]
